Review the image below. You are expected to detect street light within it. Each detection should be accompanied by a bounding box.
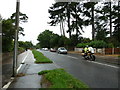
[12,0,20,77]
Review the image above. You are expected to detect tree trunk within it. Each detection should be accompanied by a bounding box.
[67,3,71,38]
[62,19,65,37]
[118,1,120,32]
[60,21,62,36]
[92,4,95,41]
[109,2,112,37]
[59,14,63,36]
[75,3,78,36]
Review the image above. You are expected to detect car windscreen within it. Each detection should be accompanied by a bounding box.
[60,47,66,50]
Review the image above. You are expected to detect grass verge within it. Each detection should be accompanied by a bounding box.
[38,68,89,88]
[32,50,53,63]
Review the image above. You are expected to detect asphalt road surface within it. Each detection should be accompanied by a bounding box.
[38,50,119,88]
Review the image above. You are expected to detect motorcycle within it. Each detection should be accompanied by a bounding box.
[82,51,96,61]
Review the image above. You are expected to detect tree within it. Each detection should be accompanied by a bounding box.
[50,34,60,48]
[37,30,53,48]
[2,12,28,52]
[82,2,98,40]
[70,34,80,46]
[112,1,120,45]
[48,2,84,39]
[48,2,67,37]
[18,41,33,49]
[2,19,15,52]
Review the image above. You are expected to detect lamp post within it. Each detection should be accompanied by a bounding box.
[13,0,20,77]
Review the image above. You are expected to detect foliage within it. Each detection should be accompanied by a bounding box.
[18,41,33,49]
[37,30,74,49]
[70,34,79,46]
[48,2,120,47]
[18,47,25,52]
[77,40,109,48]
[48,2,85,38]
[2,12,28,52]
[95,30,108,41]
[35,43,41,49]
[2,19,15,52]
[76,43,90,48]
[32,50,53,63]
[37,30,53,48]
[38,68,89,88]
[80,37,91,43]
[50,34,60,48]
[89,40,108,48]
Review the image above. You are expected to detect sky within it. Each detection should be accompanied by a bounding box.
[0,0,92,45]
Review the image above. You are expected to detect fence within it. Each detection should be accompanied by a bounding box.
[105,48,120,54]
[74,48,120,55]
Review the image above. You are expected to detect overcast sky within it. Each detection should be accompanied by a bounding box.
[0,0,92,45]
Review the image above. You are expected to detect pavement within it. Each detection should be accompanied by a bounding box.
[2,50,119,89]
[5,50,58,89]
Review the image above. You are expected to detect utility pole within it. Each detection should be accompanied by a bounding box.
[13,0,20,77]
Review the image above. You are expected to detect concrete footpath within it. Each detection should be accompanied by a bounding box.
[6,50,59,89]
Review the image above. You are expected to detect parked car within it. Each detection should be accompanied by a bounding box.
[50,48,56,52]
[42,48,48,51]
[44,48,48,51]
[57,47,67,54]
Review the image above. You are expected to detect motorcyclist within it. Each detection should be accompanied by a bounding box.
[83,45,89,57]
[88,46,95,54]
[83,45,95,60]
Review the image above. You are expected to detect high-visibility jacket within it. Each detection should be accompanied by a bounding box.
[84,47,89,53]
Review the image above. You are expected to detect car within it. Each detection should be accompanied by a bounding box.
[42,48,48,51]
[44,48,48,51]
[50,48,56,52]
[57,47,67,54]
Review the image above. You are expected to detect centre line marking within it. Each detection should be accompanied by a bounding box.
[87,60,119,69]
[67,55,78,59]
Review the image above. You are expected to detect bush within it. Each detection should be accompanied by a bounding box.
[89,40,108,48]
[18,47,25,52]
[76,40,108,48]
[76,43,90,48]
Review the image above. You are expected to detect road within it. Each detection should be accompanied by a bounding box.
[38,50,119,88]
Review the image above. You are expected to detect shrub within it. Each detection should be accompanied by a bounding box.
[76,43,90,48]
[77,40,108,48]
[90,40,108,48]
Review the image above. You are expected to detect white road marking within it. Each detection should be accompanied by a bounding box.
[17,51,29,73]
[59,54,118,69]
[67,55,78,59]
[2,77,14,88]
[87,60,119,69]
[58,54,78,59]
[59,54,65,57]
[53,61,61,68]
[2,51,30,89]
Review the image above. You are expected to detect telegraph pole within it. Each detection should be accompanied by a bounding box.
[13,0,20,77]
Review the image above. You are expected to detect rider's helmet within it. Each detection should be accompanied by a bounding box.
[86,45,89,48]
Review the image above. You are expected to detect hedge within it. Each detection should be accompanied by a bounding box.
[76,40,112,48]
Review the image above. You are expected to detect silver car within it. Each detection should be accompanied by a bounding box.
[57,47,67,54]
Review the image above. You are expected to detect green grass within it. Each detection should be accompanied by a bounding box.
[32,50,53,63]
[38,68,89,88]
